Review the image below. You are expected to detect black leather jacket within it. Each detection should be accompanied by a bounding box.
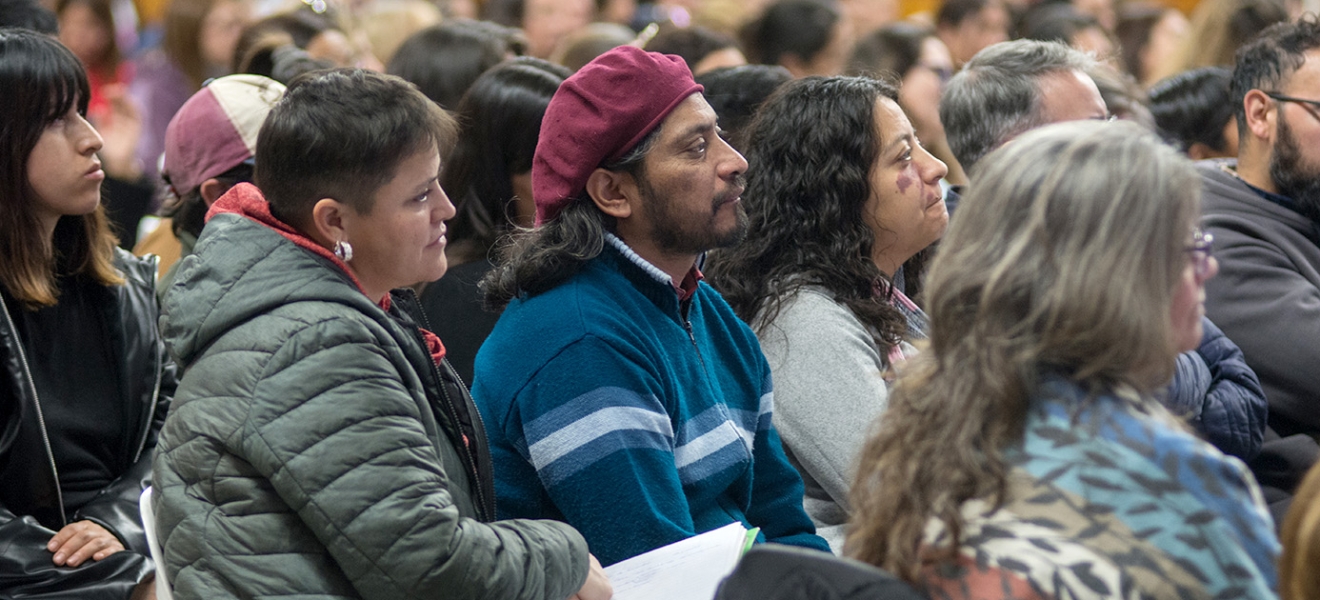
[0,249,175,600]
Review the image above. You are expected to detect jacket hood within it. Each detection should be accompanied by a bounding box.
[1196,158,1314,233]
[161,184,386,368]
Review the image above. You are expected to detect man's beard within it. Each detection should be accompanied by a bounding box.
[1270,113,1320,223]
[639,173,749,256]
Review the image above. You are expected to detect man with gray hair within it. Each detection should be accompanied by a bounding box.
[940,39,1107,174]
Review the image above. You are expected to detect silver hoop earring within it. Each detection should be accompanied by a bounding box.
[333,240,353,262]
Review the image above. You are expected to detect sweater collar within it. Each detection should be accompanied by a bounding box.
[603,232,703,301]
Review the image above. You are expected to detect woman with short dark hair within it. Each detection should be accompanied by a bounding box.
[1149,66,1239,159]
[152,67,609,600]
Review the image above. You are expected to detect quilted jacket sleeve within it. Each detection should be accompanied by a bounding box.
[240,317,588,600]
[1163,317,1268,461]
[1190,317,1268,461]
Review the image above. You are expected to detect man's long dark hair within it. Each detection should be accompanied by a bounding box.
[480,196,612,310]
[480,130,655,309]
[706,76,910,352]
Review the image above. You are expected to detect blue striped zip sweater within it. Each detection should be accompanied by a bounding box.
[472,237,829,565]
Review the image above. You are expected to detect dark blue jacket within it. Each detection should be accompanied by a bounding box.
[1165,316,1268,461]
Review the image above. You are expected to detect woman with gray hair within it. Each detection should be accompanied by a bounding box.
[847,120,1278,598]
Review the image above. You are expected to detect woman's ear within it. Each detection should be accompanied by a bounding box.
[586,168,635,220]
[309,198,348,248]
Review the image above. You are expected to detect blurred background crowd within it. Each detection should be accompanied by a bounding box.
[5,0,1300,258]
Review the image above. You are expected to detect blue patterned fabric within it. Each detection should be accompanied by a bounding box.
[472,243,827,565]
[920,379,1280,599]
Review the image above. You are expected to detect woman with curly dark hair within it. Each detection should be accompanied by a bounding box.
[846,23,966,185]
[706,75,947,551]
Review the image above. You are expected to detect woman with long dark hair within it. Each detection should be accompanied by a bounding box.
[706,75,948,551]
[387,20,526,111]
[0,28,171,599]
[439,57,568,267]
[847,120,1277,597]
[419,56,568,384]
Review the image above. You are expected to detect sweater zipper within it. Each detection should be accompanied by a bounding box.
[0,293,66,525]
[130,255,162,463]
[680,298,708,373]
[407,305,493,521]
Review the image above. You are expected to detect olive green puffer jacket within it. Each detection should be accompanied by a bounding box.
[152,208,588,600]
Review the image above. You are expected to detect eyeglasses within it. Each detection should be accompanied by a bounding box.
[1264,91,1320,121]
[1186,228,1214,279]
[918,63,954,84]
[1264,91,1320,111]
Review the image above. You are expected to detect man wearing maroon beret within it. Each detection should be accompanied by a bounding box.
[471,46,830,565]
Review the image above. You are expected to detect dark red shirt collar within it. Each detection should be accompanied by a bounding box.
[676,266,703,302]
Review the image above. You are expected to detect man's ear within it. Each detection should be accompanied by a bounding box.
[586,168,636,219]
[308,198,348,247]
[1243,89,1277,143]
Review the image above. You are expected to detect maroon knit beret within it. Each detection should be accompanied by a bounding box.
[532,45,703,225]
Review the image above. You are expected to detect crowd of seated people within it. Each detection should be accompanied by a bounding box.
[6,0,1320,597]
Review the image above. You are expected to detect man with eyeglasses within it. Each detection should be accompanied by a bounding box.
[1197,17,1320,519]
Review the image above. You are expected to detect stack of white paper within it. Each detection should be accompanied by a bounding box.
[603,523,752,600]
